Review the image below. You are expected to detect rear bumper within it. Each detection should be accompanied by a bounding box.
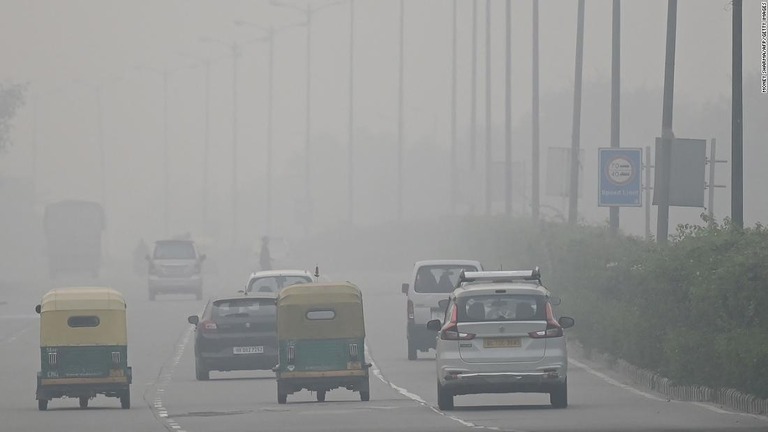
[276,369,369,394]
[439,366,566,395]
[198,352,278,371]
[37,373,131,399]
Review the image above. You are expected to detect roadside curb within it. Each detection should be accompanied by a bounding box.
[570,340,768,417]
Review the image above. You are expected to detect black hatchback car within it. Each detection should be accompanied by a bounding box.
[188,293,278,380]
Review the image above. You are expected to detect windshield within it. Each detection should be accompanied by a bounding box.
[247,276,312,293]
[153,241,196,259]
[414,265,479,293]
[211,298,276,320]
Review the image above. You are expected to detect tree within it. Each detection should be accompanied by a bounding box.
[0,82,27,153]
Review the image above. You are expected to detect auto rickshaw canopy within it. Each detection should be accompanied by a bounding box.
[38,287,127,347]
[276,282,365,340]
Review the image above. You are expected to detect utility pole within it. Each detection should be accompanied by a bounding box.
[504,0,512,216]
[568,0,585,225]
[484,0,492,216]
[202,60,211,233]
[231,43,241,248]
[266,30,275,235]
[731,0,743,229]
[96,85,108,258]
[609,0,621,233]
[304,9,313,234]
[645,146,652,240]
[163,69,170,237]
[470,0,478,172]
[348,0,356,224]
[450,0,458,215]
[656,0,678,245]
[531,0,540,221]
[397,0,405,220]
[708,138,717,223]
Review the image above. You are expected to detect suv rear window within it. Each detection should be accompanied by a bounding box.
[457,294,545,322]
[153,241,196,259]
[211,298,276,319]
[414,265,479,293]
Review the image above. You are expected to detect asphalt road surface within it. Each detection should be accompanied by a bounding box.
[1,265,766,432]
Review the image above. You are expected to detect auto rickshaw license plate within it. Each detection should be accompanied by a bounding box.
[233,346,264,354]
[483,338,521,348]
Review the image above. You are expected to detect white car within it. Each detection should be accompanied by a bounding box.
[401,260,483,360]
[427,269,575,410]
[244,270,315,294]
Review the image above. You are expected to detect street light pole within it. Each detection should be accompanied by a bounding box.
[231,43,241,248]
[484,0,492,216]
[531,0,541,221]
[348,0,356,224]
[450,0,458,215]
[202,60,211,233]
[504,0,512,217]
[163,69,170,237]
[397,0,405,221]
[304,8,313,235]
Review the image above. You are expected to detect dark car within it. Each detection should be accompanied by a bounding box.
[187,293,278,380]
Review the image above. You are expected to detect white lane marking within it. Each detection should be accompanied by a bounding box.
[1,324,35,343]
[570,358,768,420]
[365,344,513,432]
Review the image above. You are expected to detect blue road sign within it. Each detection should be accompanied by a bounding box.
[598,148,642,207]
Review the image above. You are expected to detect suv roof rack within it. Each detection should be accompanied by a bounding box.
[458,268,541,285]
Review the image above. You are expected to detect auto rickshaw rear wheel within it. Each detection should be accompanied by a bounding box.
[120,391,131,409]
[37,399,48,411]
[79,397,88,409]
[316,390,326,402]
[277,392,287,404]
[360,391,370,402]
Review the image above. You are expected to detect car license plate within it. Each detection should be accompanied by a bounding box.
[233,346,264,354]
[483,338,521,348]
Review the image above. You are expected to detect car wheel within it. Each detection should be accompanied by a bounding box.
[37,399,48,411]
[79,397,88,409]
[359,391,370,402]
[407,338,417,360]
[316,390,326,402]
[195,357,209,381]
[120,391,131,409]
[277,392,287,404]
[437,382,454,411]
[550,380,568,408]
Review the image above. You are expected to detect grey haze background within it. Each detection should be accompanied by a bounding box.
[0,0,766,271]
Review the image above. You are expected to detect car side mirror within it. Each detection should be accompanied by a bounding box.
[558,316,575,329]
[35,304,41,314]
[401,283,409,294]
[426,319,442,332]
[550,296,562,306]
[187,315,200,325]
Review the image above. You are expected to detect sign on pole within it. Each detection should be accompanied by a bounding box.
[598,148,642,207]
[652,138,706,208]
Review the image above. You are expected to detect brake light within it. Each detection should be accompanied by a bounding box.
[439,306,475,340]
[407,299,414,321]
[200,320,217,333]
[528,303,563,339]
[349,343,359,361]
[287,345,295,364]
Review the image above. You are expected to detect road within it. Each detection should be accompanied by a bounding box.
[1,265,766,432]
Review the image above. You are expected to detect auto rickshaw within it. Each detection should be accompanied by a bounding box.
[34,287,132,410]
[273,282,370,404]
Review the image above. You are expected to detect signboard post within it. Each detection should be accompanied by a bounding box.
[598,148,643,207]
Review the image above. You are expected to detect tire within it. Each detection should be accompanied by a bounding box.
[550,380,568,409]
[316,390,326,402]
[437,382,454,411]
[38,399,48,411]
[195,357,209,381]
[359,391,370,402]
[407,338,417,361]
[79,397,88,409]
[120,391,131,409]
[277,392,287,404]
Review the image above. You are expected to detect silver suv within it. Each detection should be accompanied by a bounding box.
[147,239,206,301]
[401,260,483,360]
[427,270,575,410]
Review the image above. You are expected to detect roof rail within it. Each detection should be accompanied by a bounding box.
[458,268,541,285]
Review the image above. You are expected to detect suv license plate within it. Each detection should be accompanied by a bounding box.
[483,338,521,348]
[233,346,264,354]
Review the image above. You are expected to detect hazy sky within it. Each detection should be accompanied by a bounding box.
[0,0,766,254]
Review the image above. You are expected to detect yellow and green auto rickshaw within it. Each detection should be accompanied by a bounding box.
[273,282,371,404]
[34,287,132,410]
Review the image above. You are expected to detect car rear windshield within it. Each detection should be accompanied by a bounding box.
[414,265,479,293]
[154,241,196,259]
[211,298,276,319]
[457,294,546,322]
[247,276,312,293]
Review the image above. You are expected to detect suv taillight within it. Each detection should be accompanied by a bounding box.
[440,324,476,341]
[407,299,414,321]
[200,320,217,333]
[529,303,563,339]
